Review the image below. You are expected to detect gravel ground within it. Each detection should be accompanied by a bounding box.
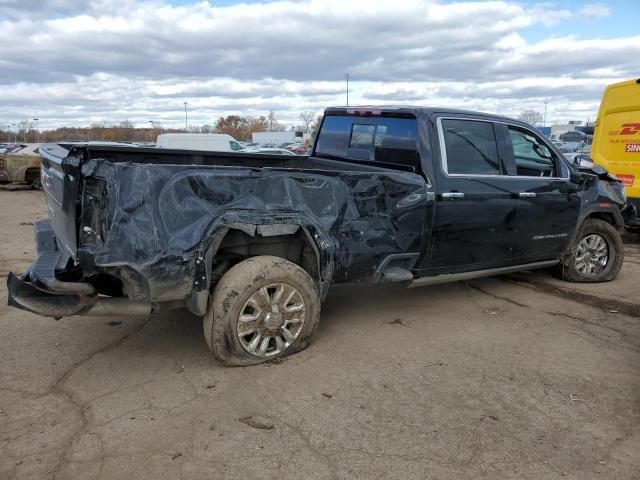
[1,189,639,480]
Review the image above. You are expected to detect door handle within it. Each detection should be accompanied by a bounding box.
[442,192,465,200]
[519,192,536,198]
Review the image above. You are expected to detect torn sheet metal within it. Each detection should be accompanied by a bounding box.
[79,158,429,301]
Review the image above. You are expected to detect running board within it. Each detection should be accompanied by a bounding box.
[409,260,559,288]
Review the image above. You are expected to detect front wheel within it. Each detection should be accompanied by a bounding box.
[556,218,624,283]
[203,256,321,366]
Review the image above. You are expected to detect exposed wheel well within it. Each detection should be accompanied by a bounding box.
[211,226,320,286]
[586,211,617,227]
[25,167,40,183]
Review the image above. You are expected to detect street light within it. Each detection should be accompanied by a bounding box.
[33,118,39,143]
[344,73,350,107]
[543,100,548,127]
[183,102,189,130]
[5,124,10,143]
[11,123,17,143]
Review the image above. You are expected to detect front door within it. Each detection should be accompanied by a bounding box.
[500,123,581,260]
[424,116,520,273]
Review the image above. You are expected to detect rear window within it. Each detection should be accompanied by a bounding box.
[315,115,419,166]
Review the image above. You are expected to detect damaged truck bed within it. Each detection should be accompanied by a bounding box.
[8,106,627,365]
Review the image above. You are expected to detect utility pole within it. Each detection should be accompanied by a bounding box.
[543,100,548,127]
[183,102,189,130]
[33,118,39,143]
[345,73,350,107]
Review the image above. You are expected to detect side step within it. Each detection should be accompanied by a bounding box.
[409,260,558,288]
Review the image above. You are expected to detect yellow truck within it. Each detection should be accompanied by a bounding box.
[0,144,42,189]
[592,79,640,231]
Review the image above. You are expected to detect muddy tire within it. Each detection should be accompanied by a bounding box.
[203,255,320,366]
[554,219,624,283]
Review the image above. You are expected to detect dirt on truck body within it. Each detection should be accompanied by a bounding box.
[7,106,628,365]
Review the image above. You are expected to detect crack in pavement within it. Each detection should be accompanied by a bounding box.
[466,283,530,308]
[547,312,640,353]
[466,277,640,353]
[279,420,338,480]
[47,315,154,479]
[503,274,640,318]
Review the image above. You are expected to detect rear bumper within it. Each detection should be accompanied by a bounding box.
[7,220,155,318]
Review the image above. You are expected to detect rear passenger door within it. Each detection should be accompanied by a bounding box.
[425,116,520,272]
[500,123,581,260]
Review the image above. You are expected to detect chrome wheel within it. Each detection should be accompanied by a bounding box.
[237,283,306,357]
[574,233,609,276]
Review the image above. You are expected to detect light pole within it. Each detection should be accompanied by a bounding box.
[11,123,17,143]
[33,118,39,143]
[344,73,350,107]
[543,100,548,127]
[5,124,10,143]
[183,102,188,130]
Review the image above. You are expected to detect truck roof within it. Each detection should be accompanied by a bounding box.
[324,106,522,124]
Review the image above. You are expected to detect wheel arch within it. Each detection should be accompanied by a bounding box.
[571,205,624,246]
[186,218,336,316]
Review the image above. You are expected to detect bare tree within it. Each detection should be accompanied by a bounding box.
[17,120,32,143]
[310,115,323,137]
[299,111,315,133]
[517,110,543,126]
[267,110,277,132]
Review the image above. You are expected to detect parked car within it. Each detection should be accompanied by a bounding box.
[559,130,591,144]
[8,107,626,366]
[287,145,309,155]
[0,143,42,188]
[564,152,593,168]
[0,144,22,154]
[242,148,297,156]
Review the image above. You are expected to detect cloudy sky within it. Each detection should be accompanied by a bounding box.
[0,0,638,130]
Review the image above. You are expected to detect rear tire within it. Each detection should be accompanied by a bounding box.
[554,218,624,282]
[203,256,321,366]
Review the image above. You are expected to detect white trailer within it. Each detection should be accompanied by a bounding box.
[251,131,300,146]
[156,133,242,152]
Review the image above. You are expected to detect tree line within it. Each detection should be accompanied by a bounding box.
[1,111,323,144]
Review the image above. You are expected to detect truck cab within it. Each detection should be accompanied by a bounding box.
[313,107,624,278]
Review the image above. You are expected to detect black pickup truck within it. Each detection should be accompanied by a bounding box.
[8,107,627,365]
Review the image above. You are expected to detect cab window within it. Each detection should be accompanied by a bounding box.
[229,141,242,151]
[315,115,419,167]
[441,119,501,175]
[508,126,557,177]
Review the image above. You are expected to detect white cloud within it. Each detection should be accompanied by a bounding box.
[579,3,610,19]
[0,0,633,128]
